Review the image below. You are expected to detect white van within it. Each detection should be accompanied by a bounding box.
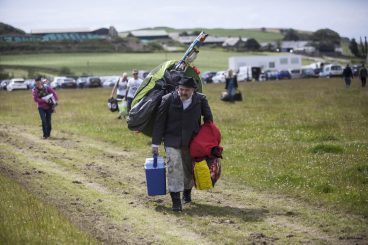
[319,64,343,78]
[237,66,252,82]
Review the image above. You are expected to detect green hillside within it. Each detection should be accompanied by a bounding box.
[0,22,25,35]
[138,27,284,42]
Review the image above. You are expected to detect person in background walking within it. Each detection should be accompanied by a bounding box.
[32,76,58,139]
[152,76,213,212]
[342,64,353,88]
[358,63,367,87]
[111,72,128,100]
[225,69,238,101]
[126,69,143,112]
[111,72,129,119]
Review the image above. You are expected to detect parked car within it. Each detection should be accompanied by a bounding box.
[237,66,252,82]
[289,69,302,79]
[51,77,77,89]
[6,78,27,91]
[24,79,35,89]
[101,76,120,87]
[301,68,318,78]
[351,64,362,76]
[212,71,226,84]
[319,64,343,78]
[264,70,279,80]
[77,76,102,88]
[200,71,217,83]
[1,79,10,90]
[277,70,292,80]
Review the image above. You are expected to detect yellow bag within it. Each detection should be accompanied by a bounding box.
[194,160,213,190]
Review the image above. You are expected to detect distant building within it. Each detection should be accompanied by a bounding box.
[229,54,302,71]
[260,41,278,51]
[0,26,117,42]
[0,34,42,42]
[280,41,316,54]
[172,35,226,46]
[222,37,248,48]
[128,30,169,41]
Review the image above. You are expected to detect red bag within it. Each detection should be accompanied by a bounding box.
[190,122,223,159]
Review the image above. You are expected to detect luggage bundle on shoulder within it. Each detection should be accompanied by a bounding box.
[126,32,208,137]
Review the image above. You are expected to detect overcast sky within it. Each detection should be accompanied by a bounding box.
[0,0,367,39]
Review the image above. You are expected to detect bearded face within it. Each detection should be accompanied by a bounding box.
[178,85,194,101]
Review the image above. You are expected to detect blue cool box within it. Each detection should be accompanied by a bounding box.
[144,157,166,196]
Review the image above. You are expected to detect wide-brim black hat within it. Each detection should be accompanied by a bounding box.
[178,76,197,88]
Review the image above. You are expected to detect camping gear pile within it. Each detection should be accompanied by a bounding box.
[126,32,208,137]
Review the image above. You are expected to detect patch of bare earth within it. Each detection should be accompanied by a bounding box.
[0,123,367,244]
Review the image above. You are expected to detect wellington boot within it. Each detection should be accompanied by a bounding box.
[170,192,182,212]
[183,189,192,204]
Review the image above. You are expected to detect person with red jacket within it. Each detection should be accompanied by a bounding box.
[32,76,58,139]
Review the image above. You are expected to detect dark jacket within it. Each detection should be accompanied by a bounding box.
[343,66,353,78]
[152,91,213,148]
[225,75,238,89]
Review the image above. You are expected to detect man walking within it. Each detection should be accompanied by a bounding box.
[151,76,213,212]
[359,63,367,87]
[342,64,353,88]
[32,76,58,139]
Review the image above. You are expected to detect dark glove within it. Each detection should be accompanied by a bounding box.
[211,146,223,158]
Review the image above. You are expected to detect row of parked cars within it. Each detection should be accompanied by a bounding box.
[1,70,154,92]
[201,64,350,84]
[1,64,355,91]
[0,76,124,91]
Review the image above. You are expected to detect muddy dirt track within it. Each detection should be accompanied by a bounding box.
[0,123,367,244]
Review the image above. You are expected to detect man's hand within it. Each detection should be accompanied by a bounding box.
[152,146,159,156]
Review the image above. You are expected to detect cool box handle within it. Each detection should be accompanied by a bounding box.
[153,153,158,168]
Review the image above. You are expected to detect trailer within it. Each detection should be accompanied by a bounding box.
[229,54,302,72]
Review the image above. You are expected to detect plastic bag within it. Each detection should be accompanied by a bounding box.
[193,160,213,190]
[118,100,128,117]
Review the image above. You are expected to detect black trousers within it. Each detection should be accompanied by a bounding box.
[361,77,366,87]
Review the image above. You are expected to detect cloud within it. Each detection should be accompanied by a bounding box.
[0,0,367,38]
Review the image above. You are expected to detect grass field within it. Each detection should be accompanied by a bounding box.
[0,173,99,244]
[1,78,367,215]
[1,50,353,80]
[1,77,368,243]
[0,49,257,76]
